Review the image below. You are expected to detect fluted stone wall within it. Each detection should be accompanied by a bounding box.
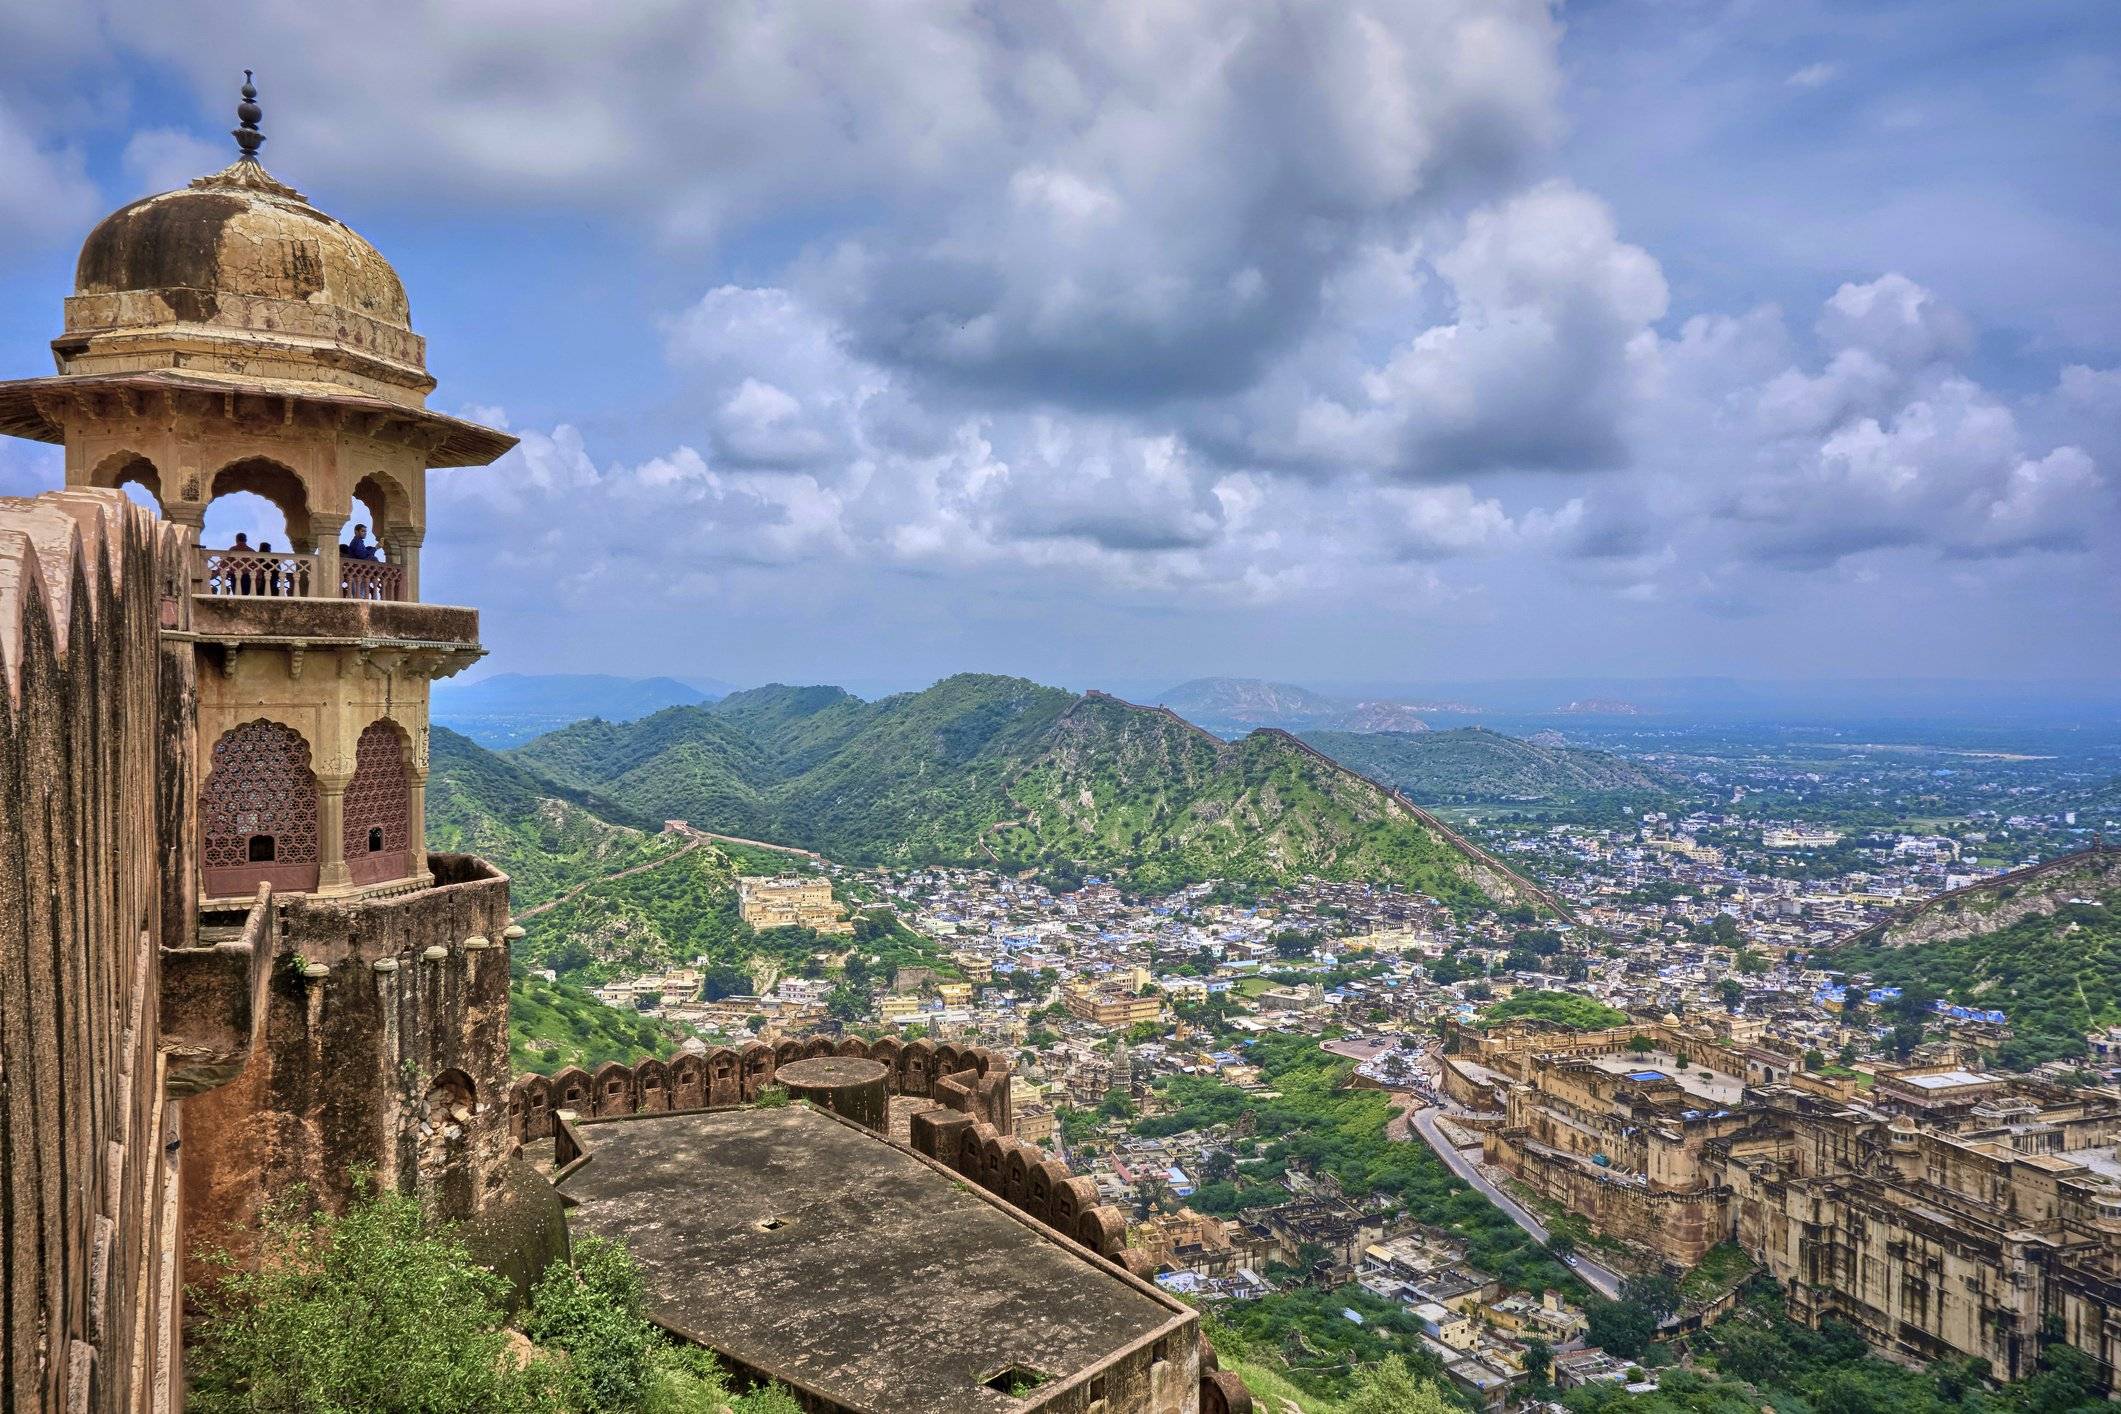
[0,491,203,1414]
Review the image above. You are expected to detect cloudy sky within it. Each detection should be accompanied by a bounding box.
[0,1,2115,696]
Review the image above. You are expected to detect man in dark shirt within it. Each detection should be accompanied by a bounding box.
[344,523,380,561]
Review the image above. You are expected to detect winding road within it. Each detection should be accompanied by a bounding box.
[1328,1036,1626,1299]
[1405,1102,1624,1300]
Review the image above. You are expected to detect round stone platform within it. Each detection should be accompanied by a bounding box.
[775,1056,889,1131]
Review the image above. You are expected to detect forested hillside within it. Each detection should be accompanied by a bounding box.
[1304,727,1676,811]
[1821,847,2121,1068]
[425,725,683,909]
[511,674,1557,910]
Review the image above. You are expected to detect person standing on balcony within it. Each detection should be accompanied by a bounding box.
[228,532,252,593]
[258,542,279,595]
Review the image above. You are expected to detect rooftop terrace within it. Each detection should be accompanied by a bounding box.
[555,1103,1188,1413]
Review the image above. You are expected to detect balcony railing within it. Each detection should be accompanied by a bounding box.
[340,558,404,601]
[194,548,405,601]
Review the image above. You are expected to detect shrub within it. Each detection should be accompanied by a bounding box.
[187,1177,543,1414]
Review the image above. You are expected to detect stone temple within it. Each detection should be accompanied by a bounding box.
[0,80,1243,1413]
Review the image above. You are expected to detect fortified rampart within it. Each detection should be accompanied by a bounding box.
[0,491,267,1413]
[515,1031,1149,1271]
[509,1032,1013,1142]
[182,854,517,1277]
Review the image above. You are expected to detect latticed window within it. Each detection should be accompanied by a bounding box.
[343,720,409,858]
[201,719,319,892]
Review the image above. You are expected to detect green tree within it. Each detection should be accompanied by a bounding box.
[701,965,752,1001]
[1585,1297,1657,1361]
[524,1236,660,1411]
[1717,978,1744,1011]
[1626,1034,1656,1056]
[1344,1355,1455,1414]
[1622,1273,1681,1320]
[188,1178,544,1413]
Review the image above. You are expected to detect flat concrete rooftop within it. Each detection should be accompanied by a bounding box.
[1589,1051,1745,1107]
[556,1103,1184,1413]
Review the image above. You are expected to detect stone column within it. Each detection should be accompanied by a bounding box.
[165,501,207,590]
[313,515,345,601]
[316,774,353,891]
[383,527,422,601]
[407,767,430,879]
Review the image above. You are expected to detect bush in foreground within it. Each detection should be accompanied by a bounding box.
[189,1178,795,1413]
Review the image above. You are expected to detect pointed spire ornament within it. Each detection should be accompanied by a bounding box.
[233,70,264,160]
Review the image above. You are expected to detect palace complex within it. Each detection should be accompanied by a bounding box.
[1445,1017,2121,1391]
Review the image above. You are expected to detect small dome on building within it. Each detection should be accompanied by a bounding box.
[51,77,435,405]
[75,161,410,330]
[1660,1011,1680,1027]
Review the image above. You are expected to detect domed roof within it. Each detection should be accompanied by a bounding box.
[75,159,410,329]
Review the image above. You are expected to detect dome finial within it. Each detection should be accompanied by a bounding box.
[233,69,264,161]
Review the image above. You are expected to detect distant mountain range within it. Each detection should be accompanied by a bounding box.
[506,673,1560,910]
[1158,677,1446,735]
[432,672,736,747]
[1303,727,1676,807]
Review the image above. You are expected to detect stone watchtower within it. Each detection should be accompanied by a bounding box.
[0,79,542,1273]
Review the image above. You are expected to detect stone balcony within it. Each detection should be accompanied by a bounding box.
[185,587,482,676]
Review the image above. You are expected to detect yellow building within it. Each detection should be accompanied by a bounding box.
[737,875,853,934]
[1064,983,1165,1028]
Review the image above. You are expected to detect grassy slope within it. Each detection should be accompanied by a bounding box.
[427,725,708,1067]
[508,968,687,1073]
[425,725,681,910]
[999,695,1511,906]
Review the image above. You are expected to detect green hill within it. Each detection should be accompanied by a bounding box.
[508,965,692,1073]
[1303,727,1670,804]
[425,725,684,909]
[511,674,1559,911]
[1820,846,2121,1068]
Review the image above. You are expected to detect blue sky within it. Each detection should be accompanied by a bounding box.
[0,1,2115,696]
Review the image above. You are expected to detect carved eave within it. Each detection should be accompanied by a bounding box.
[0,370,515,468]
[189,635,484,680]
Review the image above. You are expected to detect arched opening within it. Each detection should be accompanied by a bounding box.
[343,718,412,886]
[88,451,164,514]
[201,719,320,897]
[345,473,410,600]
[351,472,409,547]
[199,459,315,596]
